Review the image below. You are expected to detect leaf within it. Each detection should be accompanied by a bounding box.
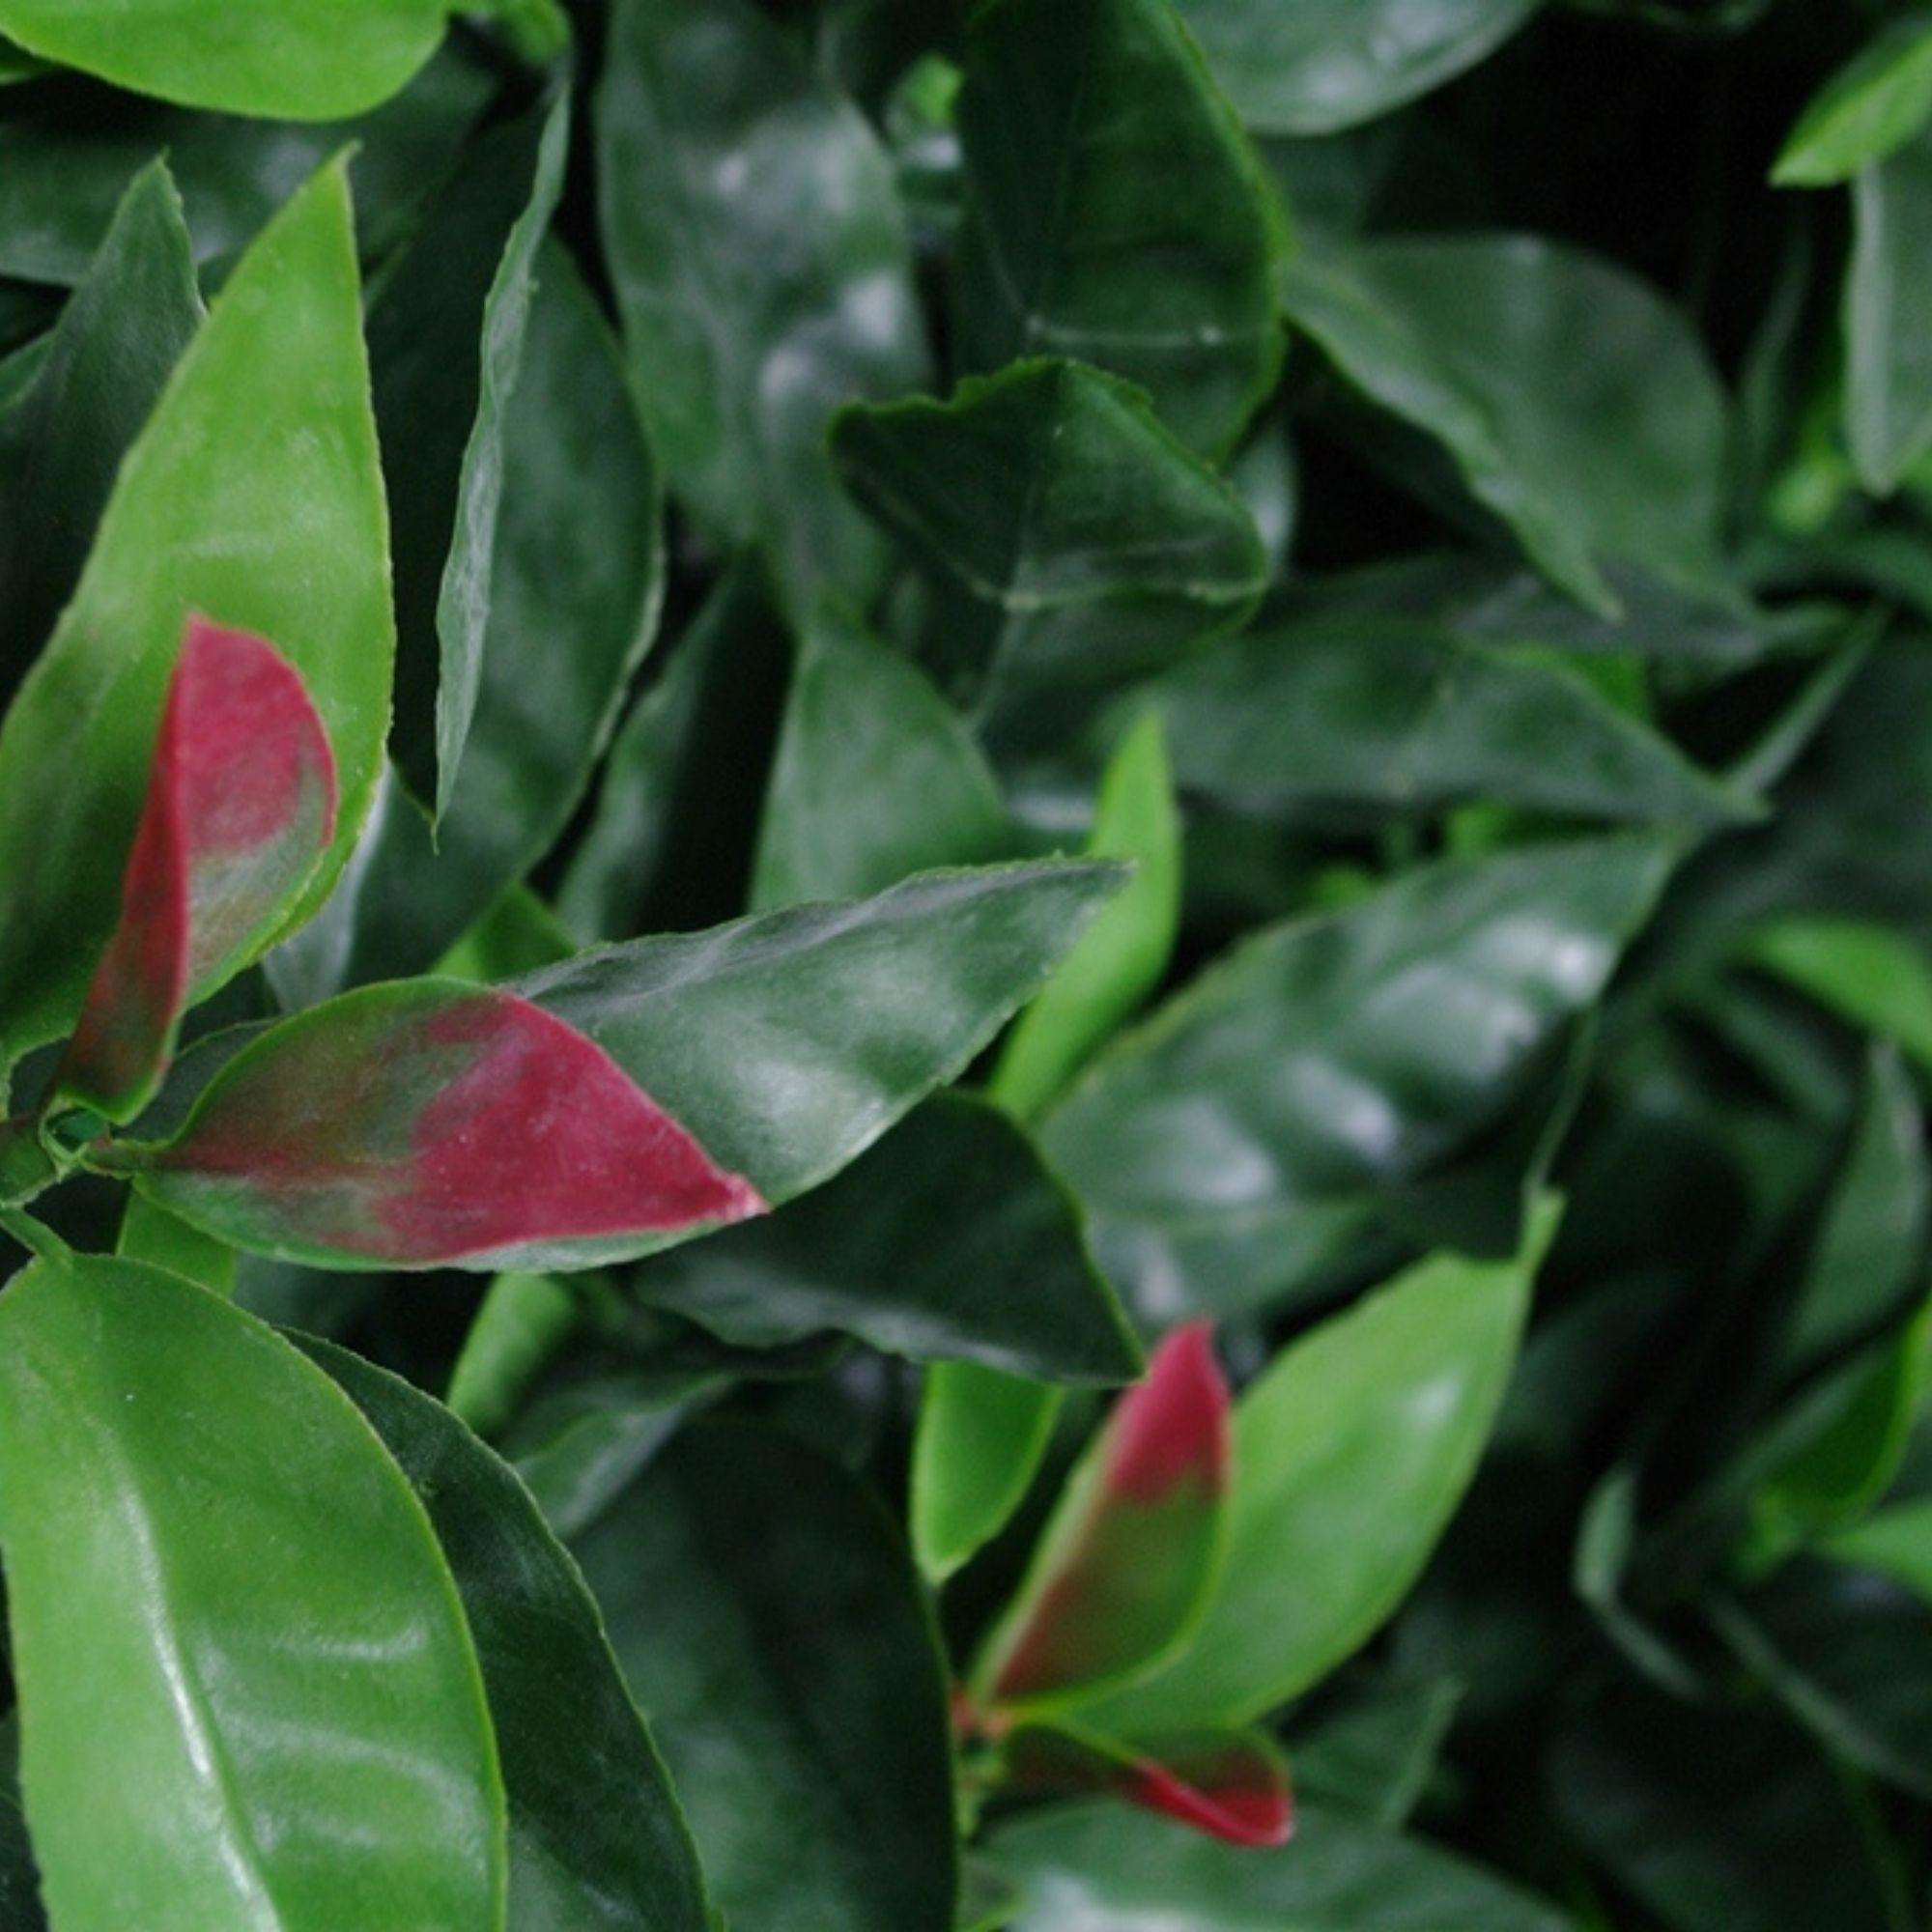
[1174,0,1541,136]
[273,237,664,992]
[628,1092,1142,1382]
[952,0,1287,455]
[296,1336,715,1932]
[971,1323,1231,1711]
[447,1271,582,1435]
[1082,1201,1559,1735]
[366,91,569,825]
[0,0,472,119]
[54,618,337,1122]
[1287,1668,1463,1829]
[834,360,1266,709]
[116,1188,237,1296]
[595,0,930,605]
[0,1252,505,1930]
[1844,124,1932,494]
[1281,237,1731,614]
[0,157,202,691]
[1747,916,1932,1072]
[1830,1496,1932,1599]
[987,1800,1579,1932]
[750,609,1013,911]
[1135,617,1760,829]
[0,156,393,1069]
[1775,13,1932,186]
[576,1422,957,1932]
[108,980,764,1271]
[1040,838,1667,1321]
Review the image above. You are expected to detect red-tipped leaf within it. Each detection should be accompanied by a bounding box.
[101,980,764,1270]
[56,616,337,1120]
[973,1321,1231,1710]
[1006,1721,1293,1849]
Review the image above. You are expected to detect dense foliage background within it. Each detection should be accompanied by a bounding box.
[5,0,1932,1925]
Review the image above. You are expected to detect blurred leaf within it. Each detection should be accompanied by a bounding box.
[1775,13,1932,187]
[1287,1668,1463,1828]
[1845,123,1932,494]
[578,1422,957,1932]
[1747,916,1932,1073]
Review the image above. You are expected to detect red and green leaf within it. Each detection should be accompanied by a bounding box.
[99,980,764,1270]
[54,616,337,1122]
[1004,1719,1293,1849]
[972,1321,1231,1711]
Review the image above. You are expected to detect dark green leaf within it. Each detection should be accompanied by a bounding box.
[1845,123,1932,495]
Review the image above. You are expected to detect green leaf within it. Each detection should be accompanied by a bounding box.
[1747,916,1932,1073]
[0,156,394,1068]
[116,1187,237,1297]
[628,1092,1142,1382]
[1829,1496,1932,1600]
[987,1800,1578,1932]
[0,0,473,119]
[1287,1668,1463,1828]
[1081,1199,1559,1735]
[1775,13,1932,186]
[297,1336,715,1932]
[833,360,1267,709]
[1281,237,1731,614]
[577,1422,957,1932]
[448,1270,582,1435]
[1040,838,1667,1321]
[952,0,1287,455]
[751,609,1014,911]
[1136,617,1760,829]
[0,1252,505,1929]
[0,157,202,689]
[595,0,930,605]
[1845,124,1932,495]
[1174,0,1541,136]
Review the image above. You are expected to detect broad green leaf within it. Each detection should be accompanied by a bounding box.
[0,156,393,1069]
[1747,915,1932,1072]
[1287,1668,1463,1829]
[274,238,663,992]
[596,0,930,604]
[1083,1200,1559,1735]
[1775,13,1932,186]
[1136,617,1759,829]
[116,1187,237,1296]
[988,1800,1578,1932]
[628,1093,1141,1382]
[0,1252,505,1930]
[834,361,1267,709]
[1281,237,1730,614]
[0,0,477,119]
[953,0,1287,455]
[558,563,793,943]
[751,609,1013,911]
[367,92,569,825]
[577,1423,957,1932]
[0,157,202,689]
[973,1324,1230,1712]
[1041,839,1667,1321]
[1175,0,1541,136]
[1845,125,1932,494]
[0,44,495,284]
[298,1337,715,1932]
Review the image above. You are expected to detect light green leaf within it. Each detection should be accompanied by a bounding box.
[1747,916,1932,1072]
[1845,124,1932,494]
[1775,13,1932,186]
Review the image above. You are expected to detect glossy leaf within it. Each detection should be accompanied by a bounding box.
[595,0,930,604]
[1775,13,1932,186]
[0,1251,504,1930]
[0,156,393,1068]
[1085,1202,1558,1735]
[0,157,202,688]
[0,0,473,119]
[1040,839,1666,1321]
[952,0,1287,455]
[751,609,1013,911]
[972,1323,1231,1710]
[834,360,1267,708]
[989,1801,1578,1932]
[56,618,336,1121]
[629,1092,1141,1383]
[1281,237,1730,614]
[1176,0,1541,136]
[298,1336,714,1932]
[577,1423,957,1932]
[1845,124,1932,494]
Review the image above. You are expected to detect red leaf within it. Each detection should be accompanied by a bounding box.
[57,616,336,1120]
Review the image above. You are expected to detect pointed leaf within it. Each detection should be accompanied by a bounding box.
[0,1252,505,1930]
[56,618,337,1121]
[973,1323,1231,1711]
[110,980,763,1270]
[1775,13,1932,186]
